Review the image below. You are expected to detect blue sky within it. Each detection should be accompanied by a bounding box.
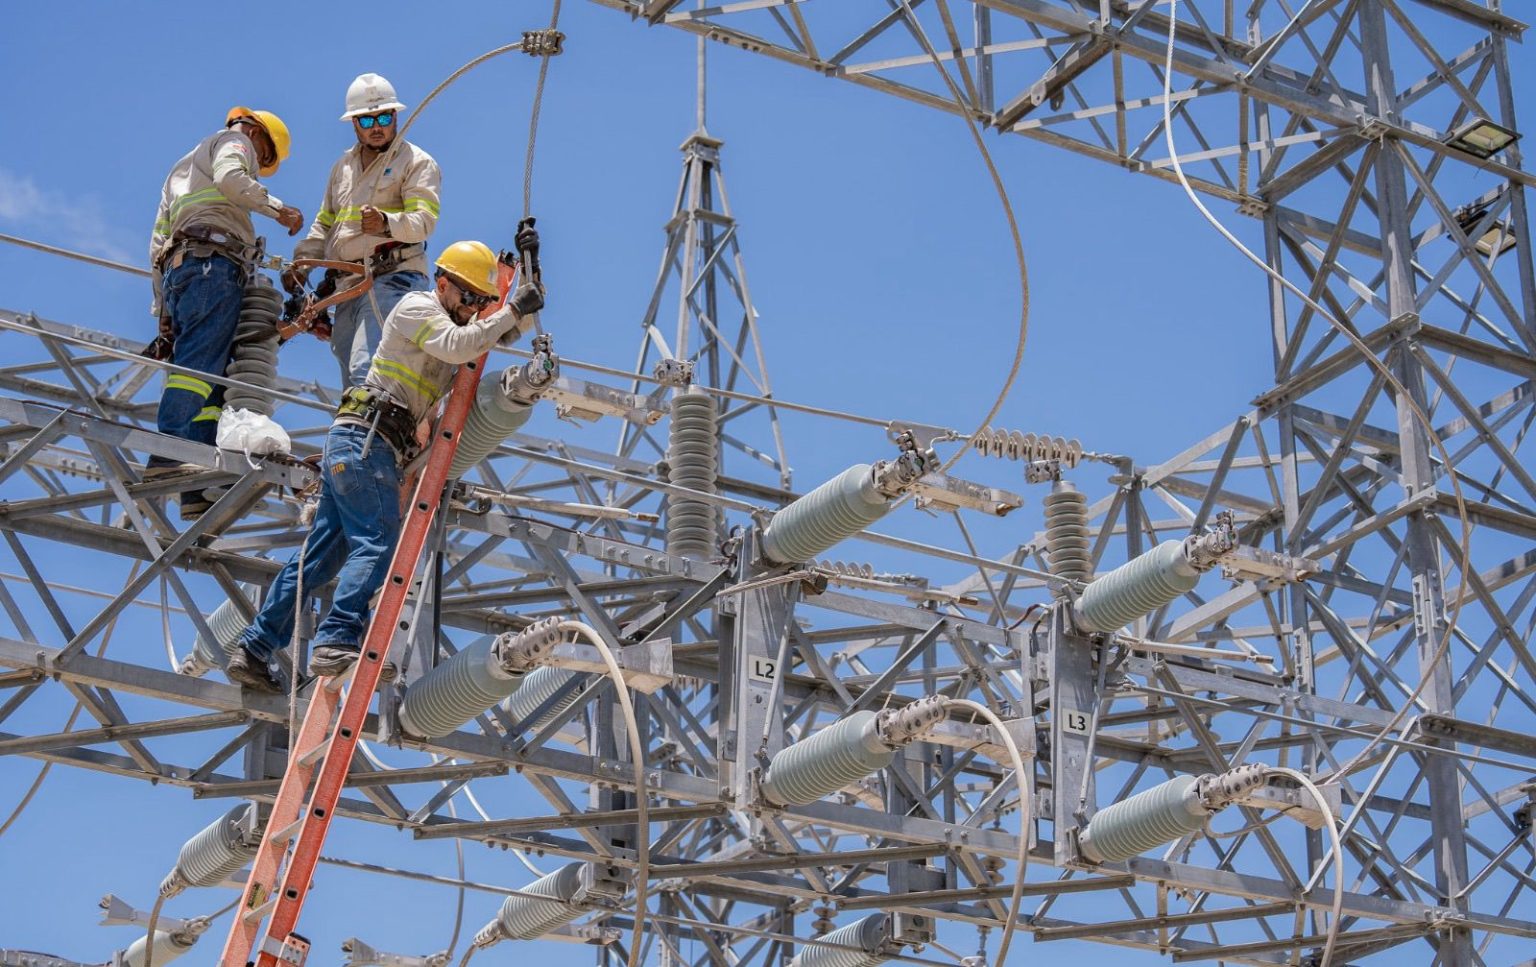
[1,3,1531,966]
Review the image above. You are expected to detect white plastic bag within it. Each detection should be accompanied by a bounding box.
[217,407,292,464]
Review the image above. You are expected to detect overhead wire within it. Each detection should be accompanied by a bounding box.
[893,0,1031,476]
[1156,2,1474,962]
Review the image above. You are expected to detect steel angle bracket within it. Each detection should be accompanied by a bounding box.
[545,376,668,425]
[544,637,673,693]
[1219,545,1322,584]
[911,472,1023,516]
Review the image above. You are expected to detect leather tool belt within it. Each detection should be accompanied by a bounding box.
[337,386,419,464]
[367,241,423,276]
[163,224,260,275]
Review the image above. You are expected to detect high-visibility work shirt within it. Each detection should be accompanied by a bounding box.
[292,141,440,288]
[149,129,286,314]
[351,291,537,427]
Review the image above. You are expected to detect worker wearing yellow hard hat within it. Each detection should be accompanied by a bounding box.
[144,105,304,520]
[225,232,549,691]
[285,72,443,389]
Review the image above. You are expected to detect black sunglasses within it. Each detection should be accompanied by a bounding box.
[448,277,495,309]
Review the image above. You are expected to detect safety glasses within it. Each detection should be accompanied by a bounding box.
[356,112,395,129]
[450,278,496,309]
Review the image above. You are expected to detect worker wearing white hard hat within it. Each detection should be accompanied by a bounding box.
[285,72,443,388]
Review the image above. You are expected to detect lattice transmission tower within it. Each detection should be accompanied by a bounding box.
[0,2,1532,967]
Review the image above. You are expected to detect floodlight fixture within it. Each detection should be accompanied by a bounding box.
[1445,117,1520,159]
[1454,206,1519,257]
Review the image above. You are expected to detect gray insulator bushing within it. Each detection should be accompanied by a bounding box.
[188,595,254,674]
[399,636,524,739]
[223,282,282,417]
[160,804,257,896]
[448,364,536,479]
[760,711,893,807]
[665,388,719,560]
[120,931,195,967]
[761,464,892,566]
[789,915,892,967]
[1043,480,1091,588]
[1074,539,1198,633]
[500,665,582,734]
[476,863,585,944]
[1079,774,1207,863]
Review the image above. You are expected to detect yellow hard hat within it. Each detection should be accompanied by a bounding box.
[226,106,291,176]
[435,241,500,297]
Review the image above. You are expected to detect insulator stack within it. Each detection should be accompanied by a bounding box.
[447,363,538,479]
[789,915,892,967]
[1074,540,1199,633]
[500,665,583,734]
[761,711,893,806]
[399,636,525,739]
[159,804,258,896]
[223,281,281,416]
[761,465,893,566]
[970,428,1082,466]
[1043,480,1091,590]
[120,930,196,967]
[473,863,585,945]
[665,387,719,559]
[181,594,254,676]
[1079,774,1205,863]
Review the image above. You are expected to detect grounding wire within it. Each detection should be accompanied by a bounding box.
[555,619,648,967]
[944,698,1029,967]
[1154,0,1473,796]
[1269,766,1346,966]
[524,0,562,217]
[892,0,1030,476]
[1157,6,1471,962]
[0,562,140,840]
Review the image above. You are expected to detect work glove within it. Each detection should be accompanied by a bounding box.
[281,266,310,295]
[514,218,540,258]
[141,315,175,361]
[510,280,545,317]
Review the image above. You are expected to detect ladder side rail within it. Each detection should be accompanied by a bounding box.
[249,351,490,966]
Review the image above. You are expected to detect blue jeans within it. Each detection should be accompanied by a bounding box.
[155,255,244,460]
[330,270,429,388]
[239,422,405,661]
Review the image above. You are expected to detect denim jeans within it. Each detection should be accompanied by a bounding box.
[154,255,244,461]
[330,269,429,388]
[239,422,404,661]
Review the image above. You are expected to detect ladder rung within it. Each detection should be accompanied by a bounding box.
[271,817,305,845]
[241,895,278,925]
[296,741,328,769]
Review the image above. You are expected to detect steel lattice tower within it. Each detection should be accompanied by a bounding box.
[0,2,1533,966]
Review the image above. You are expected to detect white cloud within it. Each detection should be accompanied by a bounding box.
[0,167,138,264]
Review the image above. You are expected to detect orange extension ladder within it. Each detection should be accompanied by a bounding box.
[219,258,524,965]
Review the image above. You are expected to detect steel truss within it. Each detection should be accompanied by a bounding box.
[1,1,1534,964]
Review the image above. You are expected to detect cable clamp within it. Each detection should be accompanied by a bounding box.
[521,29,566,56]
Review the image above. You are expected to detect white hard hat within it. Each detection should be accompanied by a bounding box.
[341,73,406,120]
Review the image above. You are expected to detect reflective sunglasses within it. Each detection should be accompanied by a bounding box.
[449,278,496,309]
[356,112,395,129]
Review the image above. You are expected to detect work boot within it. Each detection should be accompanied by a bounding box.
[226,647,283,694]
[309,644,361,677]
[142,461,203,481]
[179,489,214,522]
[309,645,398,682]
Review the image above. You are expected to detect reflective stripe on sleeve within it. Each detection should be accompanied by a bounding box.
[192,405,222,423]
[403,197,440,215]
